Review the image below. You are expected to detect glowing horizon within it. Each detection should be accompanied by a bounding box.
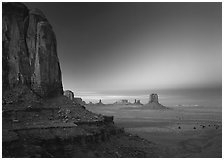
[25,3,221,104]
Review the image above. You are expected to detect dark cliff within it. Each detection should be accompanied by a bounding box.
[3,2,63,97]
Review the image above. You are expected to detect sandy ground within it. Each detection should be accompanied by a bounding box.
[117,119,221,157]
[86,104,222,157]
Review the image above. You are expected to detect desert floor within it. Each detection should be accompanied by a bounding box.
[86,104,222,157]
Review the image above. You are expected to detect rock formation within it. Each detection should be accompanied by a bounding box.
[88,101,94,105]
[115,99,130,105]
[2,2,63,97]
[74,97,86,105]
[96,99,105,105]
[64,90,74,101]
[143,93,167,109]
[137,100,142,105]
[63,90,86,105]
[150,94,158,103]
[133,99,142,105]
[3,3,30,90]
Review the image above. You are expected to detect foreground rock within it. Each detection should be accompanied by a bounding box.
[64,90,75,101]
[2,86,158,158]
[3,2,63,97]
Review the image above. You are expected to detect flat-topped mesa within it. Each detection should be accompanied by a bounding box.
[2,2,63,97]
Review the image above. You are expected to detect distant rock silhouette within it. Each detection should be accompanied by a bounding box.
[88,101,94,105]
[143,94,167,109]
[115,99,130,105]
[133,99,143,105]
[96,99,105,106]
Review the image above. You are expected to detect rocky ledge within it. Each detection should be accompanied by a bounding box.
[2,86,158,157]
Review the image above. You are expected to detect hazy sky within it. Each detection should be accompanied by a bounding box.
[25,3,222,103]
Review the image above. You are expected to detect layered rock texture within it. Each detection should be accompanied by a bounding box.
[63,90,86,105]
[143,93,167,109]
[74,97,86,105]
[64,90,75,101]
[3,2,63,97]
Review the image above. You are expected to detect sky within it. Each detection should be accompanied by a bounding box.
[25,2,222,104]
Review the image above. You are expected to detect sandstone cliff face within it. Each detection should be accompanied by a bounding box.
[3,3,30,90]
[3,3,63,97]
[64,90,74,101]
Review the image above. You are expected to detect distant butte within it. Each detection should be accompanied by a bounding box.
[96,99,105,106]
[143,93,168,109]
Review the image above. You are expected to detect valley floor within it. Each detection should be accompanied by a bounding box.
[86,104,222,158]
[117,119,221,158]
